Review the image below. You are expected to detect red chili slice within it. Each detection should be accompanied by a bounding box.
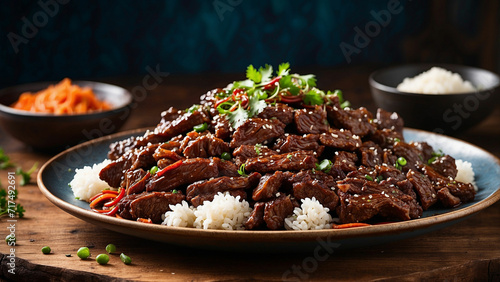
[332,223,371,229]
[280,94,303,104]
[156,160,183,178]
[104,188,126,207]
[89,193,117,209]
[262,76,281,90]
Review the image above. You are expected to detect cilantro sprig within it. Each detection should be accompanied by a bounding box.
[0,182,25,218]
[213,63,350,129]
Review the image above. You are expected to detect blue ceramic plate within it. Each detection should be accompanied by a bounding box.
[37,128,500,252]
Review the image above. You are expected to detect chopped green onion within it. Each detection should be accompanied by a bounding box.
[316,159,332,174]
[365,175,374,181]
[193,123,208,133]
[340,100,351,109]
[238,164,247,177]
[221,152,231,160]
[149,166,158,175]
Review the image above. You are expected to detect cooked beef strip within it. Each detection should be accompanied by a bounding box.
[294,106,330,134]
[273,134,321,153]
[244,151,318,173]
[145,158,219,192]
[244,202,265,230]
[233,144,278,159]
[230,118,286,148]
[183,134,230,158]
[212,115,232,140]
[186,172,261,207]
[257,103,295,125]
[252,171,285,201]
[129,192,185,223]
[333,151,358,173]
[319,129,361,151]
[429,155,458,179]
[263,195,294,230]
[375,108,404,136]
[327,106,375,137]
[293,181,339,210]
[124,169,149,195]
[359,141,383,168]
[406,169,437,210]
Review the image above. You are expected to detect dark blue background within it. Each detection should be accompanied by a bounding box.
[1,0,496,87]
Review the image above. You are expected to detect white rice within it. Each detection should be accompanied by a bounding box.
[162,201,196,227]
[69,159,114,201]
[192,192,252,230]
[455,159,477,191]
[397,67,476,94]
[284,197,332,230]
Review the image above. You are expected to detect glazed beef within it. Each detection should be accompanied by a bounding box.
[327,106,375,137]
[230,118,286,148]
[333,151,358,173]
[319,129,361,151]
[359,141,383,168]
[183,134,230,159]
[295,106,329,134]
[129,192,185,223]
[293,181,339,210]
[252,171,285,201]
[257,103,295,125]
[263,195,294,230]
[406,169,437,210]
[233,144,278,159]
[428,155,457,179]
[244,202,265,230]
[186,172,261,207]
[145,158,219,192]
[273,134,321,153]
[245,151,317,173]
[376,108,404,136]
[212,115,232,140]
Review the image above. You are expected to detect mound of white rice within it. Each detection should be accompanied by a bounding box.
[455,159,477,191]
[285,197,332,230]
[162,201,196,227]
[192,192,252,230]
[69,159,113,201]
[397,67,476,94]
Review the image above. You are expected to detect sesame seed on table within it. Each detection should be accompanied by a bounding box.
[1,65,499,281]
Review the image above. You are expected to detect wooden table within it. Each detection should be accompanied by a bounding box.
[1,66,499,281]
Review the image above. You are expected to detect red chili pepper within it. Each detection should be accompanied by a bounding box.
[156,160,183,178]
[232,88,245,96]
[104,205,120,216]
[240,94,249,108]
[332,223,371,229]
[214,96,231,108]
[88,190,118,203]
[89,193,117,209]
[263,76,281,90]
[104,188,126,207]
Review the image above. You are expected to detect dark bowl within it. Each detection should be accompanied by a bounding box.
[0,81,133,150]
[369,64,500,135]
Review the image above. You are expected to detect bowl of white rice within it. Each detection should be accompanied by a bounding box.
[369,64,499,135]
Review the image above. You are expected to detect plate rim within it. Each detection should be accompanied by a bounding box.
[36,127,500,241]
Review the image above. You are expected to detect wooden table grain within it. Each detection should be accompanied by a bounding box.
[1,66,499,281]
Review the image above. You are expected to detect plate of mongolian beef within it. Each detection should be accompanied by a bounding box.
[38,63,500,251]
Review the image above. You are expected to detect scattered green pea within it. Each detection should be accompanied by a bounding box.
[5,234,15,245]
[120,253,132,265]
[77,247,90,259]
[149,166,158,175]
[105,244,116,254]
[96,254,110,265]
[41,246,51,254]
[397,157,407,166]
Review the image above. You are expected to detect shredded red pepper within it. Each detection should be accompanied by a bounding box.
[104,188,126,207]
[156,160,183,178]
[332,223,371,229]
[137,218,153,224]
[89,193,117,208]
[262,76,281,90]
[280,94,303,103]
[88,190,118,203]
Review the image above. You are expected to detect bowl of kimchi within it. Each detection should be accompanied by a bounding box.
[0,79,132,150]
